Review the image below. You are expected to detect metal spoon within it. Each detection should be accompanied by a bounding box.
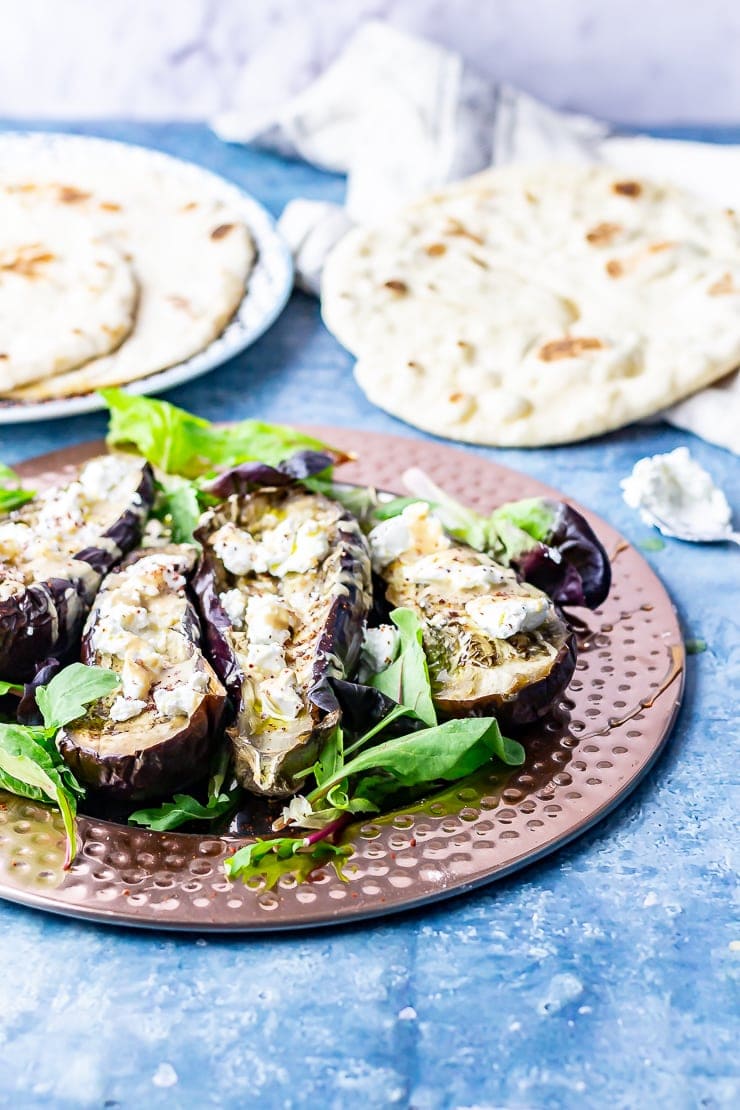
[636,505,740,545]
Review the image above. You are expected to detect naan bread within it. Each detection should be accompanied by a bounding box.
[322,164,740,446]
[0,150,255,401]
[0,192,137,390]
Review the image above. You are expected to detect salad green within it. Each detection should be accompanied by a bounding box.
[102,389,340,545]
[129,747,241,832]
[0,392,592,890]
[103,389,334,478]
[368,608,436,728]
[0,664,120,865]
[0,462,35,514]
[224,603,524,887]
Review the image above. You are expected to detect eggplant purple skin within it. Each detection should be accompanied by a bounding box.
[370,503,581,728]
[306,541,370,720]
[329,677,427,739]
[57,546,226,801]
[0,576,92,686]
[192,545,243,707]
[16,657,63,726]
[0,463,155,683]
[436,629,579,730]
[195,451,349,712]
[341,628,577,732]
[58,700,221,802]
[193,490,369,721]
[192,483,371,793]
[201,451,336,501]
[511,501,611,610]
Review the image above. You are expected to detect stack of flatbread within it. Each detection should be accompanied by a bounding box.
[0,147,255,403]
[322,164,740,446]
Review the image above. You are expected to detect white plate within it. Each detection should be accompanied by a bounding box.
[0,132,294,424]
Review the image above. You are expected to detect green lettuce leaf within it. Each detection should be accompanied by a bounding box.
[489,497,554,542]
[102,389,335,478]
[394,468,492,550]
[487,498,557,562]
[394,469,557,560]
[36,663,121,732]
[369,608,437,727]
[0,462,35,514]
[152,475,209,545]
[303,476,381,521]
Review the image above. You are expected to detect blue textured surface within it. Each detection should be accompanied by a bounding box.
[0,122,738,1110]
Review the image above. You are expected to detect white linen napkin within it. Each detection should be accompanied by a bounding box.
[213,21,740,453]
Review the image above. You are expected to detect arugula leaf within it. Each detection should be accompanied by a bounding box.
[225,835,352,890]
[36,663,120,732]
[305,622,437,803]
[340,774,401,815]
[294,615,520,831]
[0,723,84,866]
[129,746,241,832]
[300,726,350,812]
[128,790,236,832]
[309,717,524,805]
[206,744,232,800]
[0,680,24,697]
[369,608,437,727]
[0,462,35,514]
[102,390,335,478]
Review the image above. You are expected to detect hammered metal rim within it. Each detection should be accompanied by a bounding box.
[0,429,684,931]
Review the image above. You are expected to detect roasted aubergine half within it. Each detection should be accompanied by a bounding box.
[0,453,154,682]
[194,481,372,796]
[58,546,226,799]
[368,502,576,726]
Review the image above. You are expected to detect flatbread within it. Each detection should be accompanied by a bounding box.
[0,155,255,401]
[322,164,740,446]
[0,193,137,390]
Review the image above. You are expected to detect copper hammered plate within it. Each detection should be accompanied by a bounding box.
[0,429,684,931]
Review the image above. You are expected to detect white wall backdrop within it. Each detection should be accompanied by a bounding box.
[2,0,740,125]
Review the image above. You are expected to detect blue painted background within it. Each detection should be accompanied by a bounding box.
[0,123,737,1109]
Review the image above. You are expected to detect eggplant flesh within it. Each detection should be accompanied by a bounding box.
[194,486,372,796]
[58,546,226,799]
[368,502,576,725]
[0,453,154,682]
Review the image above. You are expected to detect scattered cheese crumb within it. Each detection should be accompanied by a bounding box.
[152,1063,178,1088]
